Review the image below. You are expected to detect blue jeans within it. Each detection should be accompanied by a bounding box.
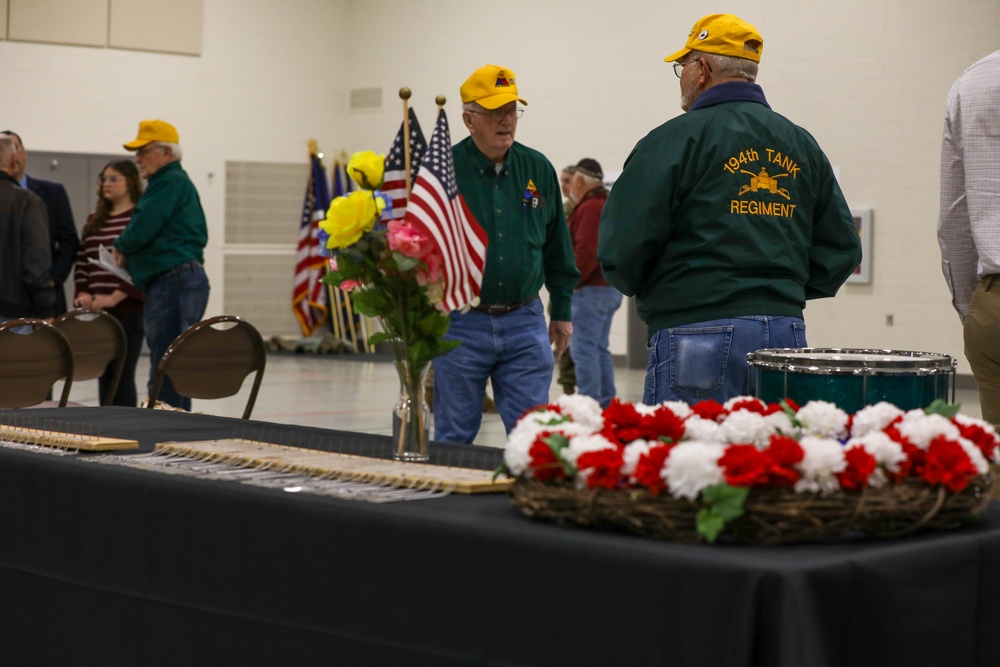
[433,298,553,444]
[144,265,210,411]
[644,316,806,405]
[570,286,623,408]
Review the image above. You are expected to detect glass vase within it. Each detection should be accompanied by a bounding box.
[392,359,431,462]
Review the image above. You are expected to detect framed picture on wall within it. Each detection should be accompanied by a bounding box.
[847,208,873,284]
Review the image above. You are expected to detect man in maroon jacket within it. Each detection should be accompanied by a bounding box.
[567,158,622,407]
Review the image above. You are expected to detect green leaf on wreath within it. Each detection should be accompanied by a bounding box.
[541,433,575,477]
[924,399,961,419]
[780,399,804,428]
[696,483,749,542]
[696,509,726,543]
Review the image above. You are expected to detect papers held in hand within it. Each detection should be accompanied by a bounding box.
[88,244,133,285]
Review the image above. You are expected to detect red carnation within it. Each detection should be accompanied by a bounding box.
[954,420,999,462]
[836,446,877,490]
[884,425,917,481]
[719,444,771,487]
[765,435,803,487]
[649,406,686,444]
[601,399,647,444]
[728,398,767,415]
[577,448,625,490]
[920,437,980,492]
[632,444,673,495]
[691,399,727,423]
[528,438,566,482]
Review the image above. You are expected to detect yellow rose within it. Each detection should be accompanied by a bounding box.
[347,150,385,191]
[322,191,380,249]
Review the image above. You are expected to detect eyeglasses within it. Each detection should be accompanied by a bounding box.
[673,59,700,78]
[136,143,165,157]
[468,106,524,121]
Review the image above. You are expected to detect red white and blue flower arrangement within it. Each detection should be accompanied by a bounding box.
[503,395,1000,543]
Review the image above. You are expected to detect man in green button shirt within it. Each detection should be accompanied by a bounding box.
[113,120,210,411]
[433,63,579,444]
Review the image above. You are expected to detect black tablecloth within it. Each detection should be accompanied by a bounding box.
[1,407,998,667]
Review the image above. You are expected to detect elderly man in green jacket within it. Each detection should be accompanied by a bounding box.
[113,119,209,411]
[598,14,861,406]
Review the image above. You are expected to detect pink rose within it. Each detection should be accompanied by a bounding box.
[339,279,360,292]
[387,220,431,259]
[416,252,442,286]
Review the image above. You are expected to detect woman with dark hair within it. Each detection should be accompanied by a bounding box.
[73,160,146,406]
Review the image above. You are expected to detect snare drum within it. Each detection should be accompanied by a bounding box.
[746,348,956,413]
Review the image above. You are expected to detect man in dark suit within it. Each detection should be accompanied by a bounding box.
[2,131,79,316]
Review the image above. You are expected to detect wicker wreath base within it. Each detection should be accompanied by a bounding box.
[509,466,999,545]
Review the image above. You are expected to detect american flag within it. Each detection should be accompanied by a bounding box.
[402,109,488,311]
[383,108,427,219]
[292,152,330,336]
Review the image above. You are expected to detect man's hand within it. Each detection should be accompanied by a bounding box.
[111,247,126,268]
[73,292,94,309]
[549,320,573,359]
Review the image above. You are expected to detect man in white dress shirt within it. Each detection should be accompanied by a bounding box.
[937,49,1000,427]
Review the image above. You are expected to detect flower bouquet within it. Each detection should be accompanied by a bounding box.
[502,395,1000,544]
[319,151,458,461]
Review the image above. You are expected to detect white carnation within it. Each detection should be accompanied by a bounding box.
[896,412,960,449]
[662,442,725,500]
[503,430,536,477]
[796,401,849,439]
[562,433,618,467]
[718,409,772,447]
[846,431,906,474]
[622,440,653,477]
[850,402,905,437]
[509,410,590,443]
[794,436,846,495]
[657,401,693,420]
[764,411,796,436]
[555,394,605,431]
[683,416,722,443]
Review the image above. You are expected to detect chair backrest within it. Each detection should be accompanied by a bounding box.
[0,318,74,408]
[148,315,266,419]
[53,309,127,405]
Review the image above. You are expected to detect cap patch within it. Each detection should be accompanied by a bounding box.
[698,29,709,40]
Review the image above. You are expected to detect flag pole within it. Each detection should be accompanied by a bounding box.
[400,87,412,198]
[436,94,446,110]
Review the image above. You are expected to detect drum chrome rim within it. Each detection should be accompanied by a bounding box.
[746,347,957,376]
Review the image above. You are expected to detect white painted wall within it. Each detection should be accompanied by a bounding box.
[2,0,998,372]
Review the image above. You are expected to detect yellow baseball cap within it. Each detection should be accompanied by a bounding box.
[460,64,528,110]
[664,14,763,64]
[123,119,180,151]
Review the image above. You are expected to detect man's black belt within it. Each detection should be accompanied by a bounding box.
[471,294,539,316]
[148,260,203,288]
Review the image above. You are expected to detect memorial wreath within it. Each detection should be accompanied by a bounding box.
[502,395,1000,544]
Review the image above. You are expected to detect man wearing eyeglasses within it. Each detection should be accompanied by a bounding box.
[433,64,579,444]
[598,14,861,406]
[112,119,209,411]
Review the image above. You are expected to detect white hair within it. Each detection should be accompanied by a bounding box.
[159,141,183,160]
[689,50,758,83]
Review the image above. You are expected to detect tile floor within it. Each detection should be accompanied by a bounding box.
[56,353,984,449]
